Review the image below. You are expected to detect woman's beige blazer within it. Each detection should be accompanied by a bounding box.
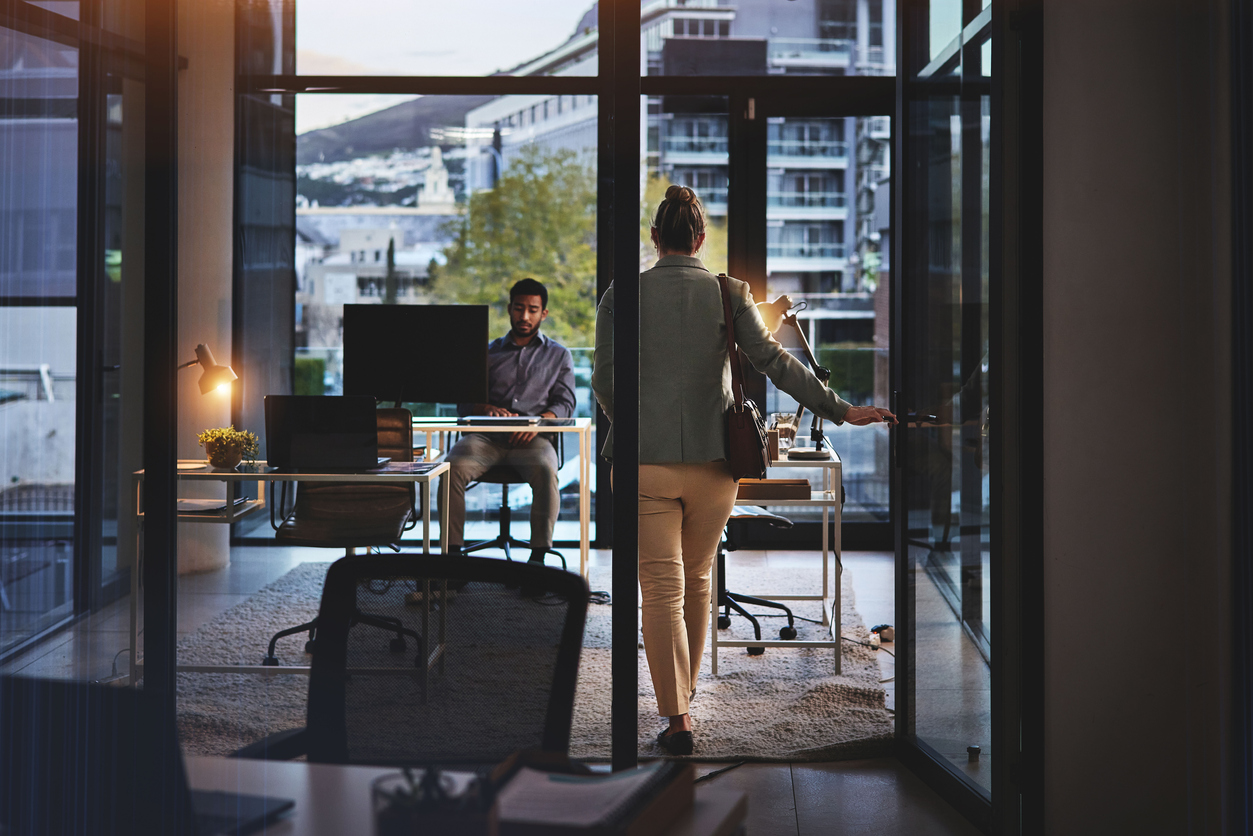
[592,254,852,464]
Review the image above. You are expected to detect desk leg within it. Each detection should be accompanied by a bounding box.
[422,481,431,554]
[130,476,141,686]
[833,468,841,674]
[580,428,590,578]
[440,474,450,555]
[710,550,720,677]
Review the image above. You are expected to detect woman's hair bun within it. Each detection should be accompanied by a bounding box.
[664,184,698,205]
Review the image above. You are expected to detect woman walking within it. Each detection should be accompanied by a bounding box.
[591,185,895,755]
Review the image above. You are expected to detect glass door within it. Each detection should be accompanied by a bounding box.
[896,0,994,805]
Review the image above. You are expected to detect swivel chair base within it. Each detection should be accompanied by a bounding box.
[261,611,421,666]
[462,501,567,570]
[716,544,799,656]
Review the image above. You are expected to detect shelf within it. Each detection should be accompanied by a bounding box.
[139,498,265,524]
[735,491,840,505]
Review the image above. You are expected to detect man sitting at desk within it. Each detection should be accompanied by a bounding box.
[446,278,577,563]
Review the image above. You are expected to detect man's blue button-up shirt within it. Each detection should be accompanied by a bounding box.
[458,331,577,418]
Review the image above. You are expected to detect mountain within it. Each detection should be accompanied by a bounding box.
[296,95,494,165]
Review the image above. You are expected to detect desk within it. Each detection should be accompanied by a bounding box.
[713,452,843,674]
[185,756,747,836]
[127,460,450,684]
[412,418,593,578]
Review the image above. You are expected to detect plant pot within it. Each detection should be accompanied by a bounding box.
[203,439,244,470]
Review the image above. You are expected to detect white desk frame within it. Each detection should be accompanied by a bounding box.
[412,418,593,578]
[128,460,450,684]
[712,452,843,674]
[185,756,747,836]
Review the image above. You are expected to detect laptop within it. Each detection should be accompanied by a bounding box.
[459,415,541,426]
[0,675,294,835]
[265,395,390,470]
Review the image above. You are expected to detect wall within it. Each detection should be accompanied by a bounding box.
[176,0,236,572]
[1043,0,1231,830]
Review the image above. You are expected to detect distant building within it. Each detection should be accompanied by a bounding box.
[296,226,447,350]
[464,0,895,349]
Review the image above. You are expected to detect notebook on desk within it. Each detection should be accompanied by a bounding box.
[0,675,294,835]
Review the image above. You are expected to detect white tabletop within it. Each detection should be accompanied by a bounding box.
[138,460,450,483]
[185,756,746,836]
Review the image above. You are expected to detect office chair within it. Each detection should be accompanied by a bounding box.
[462,436,567,570]
[235,555,589,766]
[718,506,799,655]
[262,408,419,665]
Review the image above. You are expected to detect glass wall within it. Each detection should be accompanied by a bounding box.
[900,0,993,794]
[282,93,600,545]
[0,26,80,657]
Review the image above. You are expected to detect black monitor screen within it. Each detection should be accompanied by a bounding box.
[343,304,488,405]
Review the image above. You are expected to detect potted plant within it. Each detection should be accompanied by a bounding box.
[197,426,259,470]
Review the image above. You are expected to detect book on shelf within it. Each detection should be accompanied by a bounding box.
[496,760,693,836]
[736,478,811,500]
[176,496,249,514]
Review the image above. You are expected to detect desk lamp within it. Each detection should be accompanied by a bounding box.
[177,343,237,394]
[756,296,831,456]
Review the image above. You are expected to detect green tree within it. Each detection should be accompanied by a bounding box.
[431,145,598,347]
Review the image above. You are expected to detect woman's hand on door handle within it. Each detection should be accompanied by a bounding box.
[844,405,897,426]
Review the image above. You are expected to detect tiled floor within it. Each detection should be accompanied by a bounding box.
[1,546,986,835]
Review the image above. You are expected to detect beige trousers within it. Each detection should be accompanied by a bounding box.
[637,461,740,717]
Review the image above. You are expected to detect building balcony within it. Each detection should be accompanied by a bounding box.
[767,243,847,273]
[661,135,729,166]
[767,38,853,71]
[767,191,847,221]
[701,186,728,215]
[767,140,848,169]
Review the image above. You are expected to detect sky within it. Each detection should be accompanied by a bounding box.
[294,0,596,135]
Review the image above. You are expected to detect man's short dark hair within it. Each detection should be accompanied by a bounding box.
[510,278,548,310]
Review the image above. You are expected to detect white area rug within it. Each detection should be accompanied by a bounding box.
[176,560,892,762]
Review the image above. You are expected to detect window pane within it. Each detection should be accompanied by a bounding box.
[643,0,894,76]
[272,93,599,547]
[762,116,890,524]
[296,0,597,77]
[0,27,79,657]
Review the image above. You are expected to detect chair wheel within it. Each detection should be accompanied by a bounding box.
[390,637,407,653]
[747,646,765,656]
[304,640,316,654]
[261,656,279,667]
[718,616,732,629]
[780,626,798,640]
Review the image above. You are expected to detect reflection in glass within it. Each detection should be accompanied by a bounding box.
[0,27,79,657]
[284,94,599,545]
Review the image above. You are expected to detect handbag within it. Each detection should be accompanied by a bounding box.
[717,274,770,480]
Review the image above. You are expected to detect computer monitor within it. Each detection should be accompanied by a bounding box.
[342,304,489,405]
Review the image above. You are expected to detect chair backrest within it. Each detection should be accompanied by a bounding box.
[278,409,415,547]
[375,408,413,463]
[304,555,588,767]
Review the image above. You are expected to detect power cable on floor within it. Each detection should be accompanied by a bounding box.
[694,761,747,784]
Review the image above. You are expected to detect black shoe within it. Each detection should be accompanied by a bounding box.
[527,551,547,565]
[657,728,694,756]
